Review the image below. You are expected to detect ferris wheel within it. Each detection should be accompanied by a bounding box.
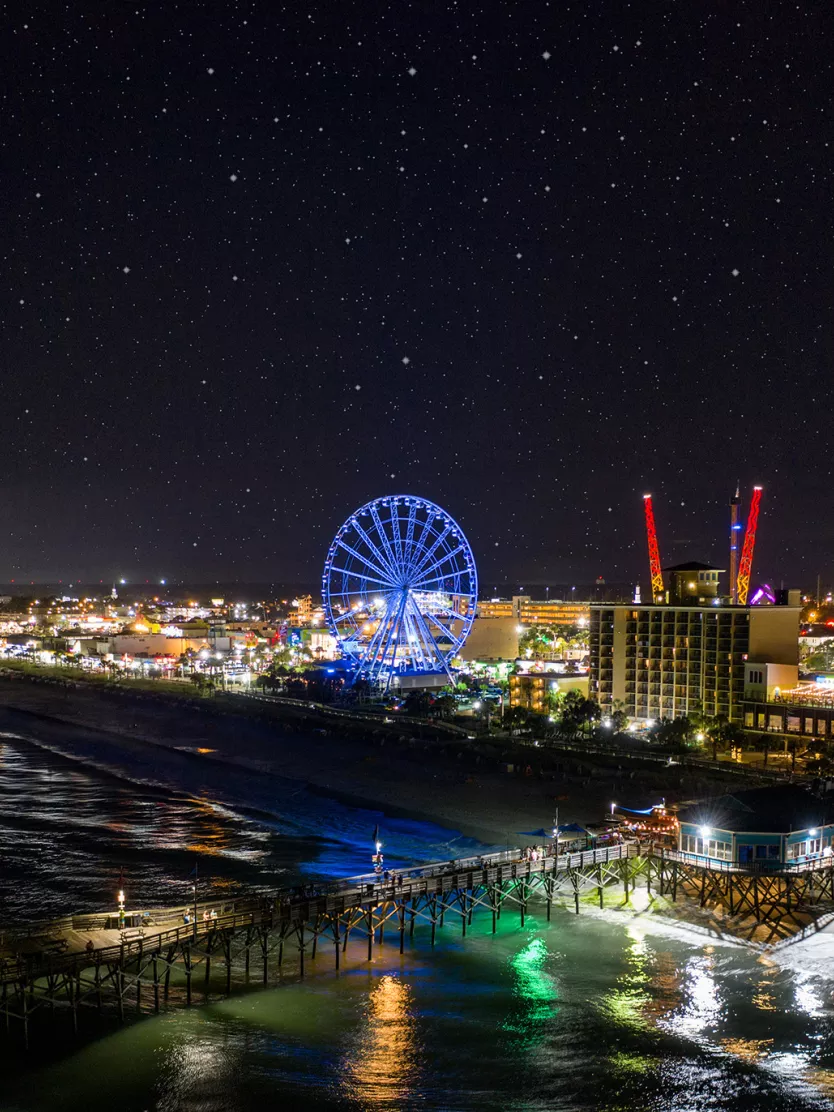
[322,495,478,688]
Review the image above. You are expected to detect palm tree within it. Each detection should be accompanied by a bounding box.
[786,737,801,773]
[758,732,773,768]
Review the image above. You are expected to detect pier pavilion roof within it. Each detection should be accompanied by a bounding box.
[676,785,834,835]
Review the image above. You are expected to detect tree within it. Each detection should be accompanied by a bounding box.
[803,648,834,672]
[786,736,801,773]
[518,623,589,660]
[651,715,694,748]
[559,691,601,737]
[605,698,629,734]
[758,732,773,767]
[402,690,432,717]
[431,693,458,720]
[705,715,742,761]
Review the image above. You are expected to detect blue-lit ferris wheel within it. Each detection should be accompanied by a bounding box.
[322,495,478,688]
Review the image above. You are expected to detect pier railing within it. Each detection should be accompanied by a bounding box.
[0,843,637,984]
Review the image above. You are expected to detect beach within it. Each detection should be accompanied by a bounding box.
[0,675,741,848]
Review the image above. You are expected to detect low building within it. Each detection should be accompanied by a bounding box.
[744,681,834,739]
[676,784,834,867]
[106,633,233,657]
[477,596,590,626]
[459,617,519,662]
[508,672,589,713]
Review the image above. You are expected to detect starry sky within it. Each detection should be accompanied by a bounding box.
[4,2,833,591]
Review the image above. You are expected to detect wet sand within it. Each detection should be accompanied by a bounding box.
[0,676,739,846]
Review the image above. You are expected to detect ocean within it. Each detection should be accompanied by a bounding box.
[1,710,834,1111]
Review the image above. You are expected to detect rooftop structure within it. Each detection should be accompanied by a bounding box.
[662,562,723,605]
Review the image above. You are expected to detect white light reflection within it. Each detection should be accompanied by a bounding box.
[793,971,826,1018]
[660,952,722,1041]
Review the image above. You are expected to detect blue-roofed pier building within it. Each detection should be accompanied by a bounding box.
[676,785,834,869]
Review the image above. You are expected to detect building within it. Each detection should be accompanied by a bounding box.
[508,672,588,713]
[743,679,834,739]
[477,596,590,626]
[459,617,519,662]
[663,562,722,605]
[590,602,800,724]
[676,785,834,867]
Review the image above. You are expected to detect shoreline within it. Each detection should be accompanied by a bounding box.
[0,675,707,846]
[6,674,831,952]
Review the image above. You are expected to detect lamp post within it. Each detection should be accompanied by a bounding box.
[117,869,126,930]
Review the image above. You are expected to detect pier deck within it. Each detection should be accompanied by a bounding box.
[4,841,834,1045]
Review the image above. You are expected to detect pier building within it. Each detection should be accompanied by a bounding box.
[676,785,834,867]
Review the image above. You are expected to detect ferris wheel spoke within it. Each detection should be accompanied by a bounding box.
[327,565,395,590]
[388,502,405,569]
[403,506,433,577]
[355,598,395,671]
[408,524,453,581]
[410,605,454,681]
[405,599,435,671]
[410,546,467,588]
[410,571,466,591]
[402,500,418,566]
[401,611,426,670]
[368,504,401,585]
[385,593,411,679]
[351,519,398,582]
[330,609,359,625]
[333,540,397,586]
[431,605,467,625]
[407,602,439,666]
[424,610,465,650]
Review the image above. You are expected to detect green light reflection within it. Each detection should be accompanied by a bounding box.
[598,924,652,1032]
[501,937,559,1041]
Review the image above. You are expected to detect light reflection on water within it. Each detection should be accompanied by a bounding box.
[341,975,421,1107]
[5,913,834,1111]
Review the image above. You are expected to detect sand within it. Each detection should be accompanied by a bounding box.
[0,676,739,846]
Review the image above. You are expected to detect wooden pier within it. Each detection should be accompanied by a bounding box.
[653,846,834,940]
[0,843,644,1045]
[4,841,834,1045]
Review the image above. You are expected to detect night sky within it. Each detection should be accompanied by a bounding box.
[4,3,833,590]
